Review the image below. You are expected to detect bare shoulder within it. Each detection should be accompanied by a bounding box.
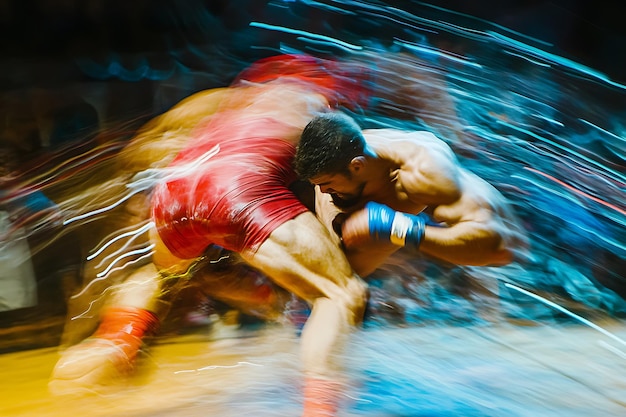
[362,129,455,162]
[362,128,435,141]
[117,88,232,171]
[363,129,462,204]
[162,88,232,122]
[174,87,232,107]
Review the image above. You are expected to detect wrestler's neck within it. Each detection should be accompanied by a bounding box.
[360,158,399,202]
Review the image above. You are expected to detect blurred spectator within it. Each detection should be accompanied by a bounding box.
[0,143,39,312]
[0,207,38,312]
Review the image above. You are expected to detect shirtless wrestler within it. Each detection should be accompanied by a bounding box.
[294,111,528,278]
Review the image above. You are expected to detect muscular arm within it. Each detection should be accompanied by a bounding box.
[420,189,516,266]
[400,142,515,265]
[341,133,522,275]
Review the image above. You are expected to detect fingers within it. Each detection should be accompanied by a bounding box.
[340,209,371,249]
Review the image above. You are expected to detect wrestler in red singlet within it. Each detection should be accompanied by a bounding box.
[152,54,374,258]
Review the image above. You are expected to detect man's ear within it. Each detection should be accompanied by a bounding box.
[348,156,366,174]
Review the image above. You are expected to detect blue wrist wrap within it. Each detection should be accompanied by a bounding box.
[366,201,427,248]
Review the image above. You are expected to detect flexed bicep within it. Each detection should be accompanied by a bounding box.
[420,176,518,266]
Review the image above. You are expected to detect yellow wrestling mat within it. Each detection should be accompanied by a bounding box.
[1,322,625,416]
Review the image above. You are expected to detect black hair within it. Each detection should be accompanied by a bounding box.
[294,112,365,180]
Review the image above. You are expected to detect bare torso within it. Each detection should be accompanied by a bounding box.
[316,129,527,276]
[364,129,513,225]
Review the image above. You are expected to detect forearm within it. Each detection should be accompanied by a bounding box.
[420,222,513,266]
[341,202,515,271]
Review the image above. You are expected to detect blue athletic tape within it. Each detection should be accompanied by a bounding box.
[366,201,427,248]
[366,201,394,241]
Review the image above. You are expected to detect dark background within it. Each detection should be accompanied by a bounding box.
[0,0,623,165]
[1,0,625,84]
[1,1,624,136]
[3,1,626,67]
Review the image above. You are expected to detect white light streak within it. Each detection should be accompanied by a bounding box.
[597,340,626,360]
[505,283,626,348]
[63,191,136,225]
[88,221,153,261]
[95,251,154,280]
[96,244,155,278]
[174,361,263,374]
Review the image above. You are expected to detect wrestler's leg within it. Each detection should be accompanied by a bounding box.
[242,211,368,416]
[60,190,156,346]
[192,251,292,321]
[60,88,235,345]
[51,220,292,394]
[49,225,195,393]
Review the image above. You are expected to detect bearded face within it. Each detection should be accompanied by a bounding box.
[329,182,366,209]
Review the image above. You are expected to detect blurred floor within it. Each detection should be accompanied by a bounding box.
[1,321,625,416]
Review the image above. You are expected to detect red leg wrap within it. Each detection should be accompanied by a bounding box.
[94,306,160,365]
[302,377,344,417]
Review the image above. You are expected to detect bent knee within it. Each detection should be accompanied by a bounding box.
[334,276,368,325]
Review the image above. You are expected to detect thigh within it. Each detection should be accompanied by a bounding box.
[150,225,196,275]
[242,212,365,306]
[108,225,196,312]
